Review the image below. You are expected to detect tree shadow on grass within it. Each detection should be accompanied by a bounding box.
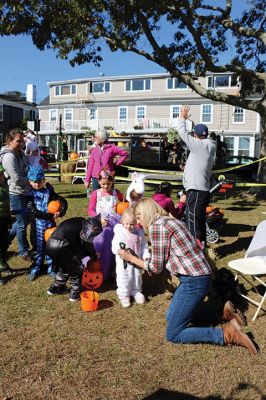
[215,237,253,259]
[226,206,256,212]
[64,193,86,199]
[221,223,254,238]
[142,384,266,400]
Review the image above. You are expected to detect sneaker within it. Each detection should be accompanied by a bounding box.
[120,297,131,308]
[47,284,68,296]
[69,292,80,302]
[134,292,145,305]
[0,260,13,273]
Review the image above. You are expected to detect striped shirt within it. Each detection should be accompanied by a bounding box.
[144,216,211,276]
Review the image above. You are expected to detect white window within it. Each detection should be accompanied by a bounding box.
[88,81,111,93]
[224,137,234,157]
[118,106,128,123]
[233,107,245,124]
[136,106,146,120]
[55,84,76,96]
[125,79,151,92]
[0,105,3,121]
[170,105,181,119]
[64,108,73,121]
[49,109,58,121]
[88,108,97,120]
[207,74,237,88]
[167,78,187,90]
[239,137,250,156]
[201,104,213,123]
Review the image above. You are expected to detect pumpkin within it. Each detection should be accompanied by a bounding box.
[44,226,57,242]
[69,152,79,161]
[48,200,62,214]
[116,200,129,215]
[87,258,101,272]
[82,270,103,290]
[206,205,214,214]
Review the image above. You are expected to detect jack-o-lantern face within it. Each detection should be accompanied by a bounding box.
[82,270,103,290]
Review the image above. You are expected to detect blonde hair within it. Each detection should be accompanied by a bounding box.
[134,198,168,230]
[121,207,136,224]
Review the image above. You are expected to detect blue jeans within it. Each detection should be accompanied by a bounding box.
[92,177,100,191]
[9,194,30,257]
[166,275,224,345]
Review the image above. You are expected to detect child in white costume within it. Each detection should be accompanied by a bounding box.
[112,208,150,308]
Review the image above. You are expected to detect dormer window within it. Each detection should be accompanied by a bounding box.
[207,74,237,88]
[88,81,111,93]
[167,78,187,89]
[55,84,76,96]
[125,79,151,92]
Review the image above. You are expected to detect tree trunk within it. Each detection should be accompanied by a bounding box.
[250,108,266,198]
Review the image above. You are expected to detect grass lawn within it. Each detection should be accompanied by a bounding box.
[1,182,266,400]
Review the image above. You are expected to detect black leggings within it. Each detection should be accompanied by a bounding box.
[185,190,210,243]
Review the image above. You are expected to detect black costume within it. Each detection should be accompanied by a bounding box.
[46,216,102,301]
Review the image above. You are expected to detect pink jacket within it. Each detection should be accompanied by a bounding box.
[152,193,185,219]
[85,143,128,185]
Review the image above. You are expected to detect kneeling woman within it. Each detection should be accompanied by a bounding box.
[118,198,257,355]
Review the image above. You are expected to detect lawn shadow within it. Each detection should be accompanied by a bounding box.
[215,237,252,258]
[143,269,176,298]
[64,193,87,199]
[141,384,266,400]
[97,299,114,311]
[221,223,254,238]
[3,268,29,283]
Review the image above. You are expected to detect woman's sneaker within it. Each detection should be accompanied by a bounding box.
[120,297,131,308]
[134,292,145,305]
[47,284,68,296]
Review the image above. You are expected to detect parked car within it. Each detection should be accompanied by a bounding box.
[225,155,258,180]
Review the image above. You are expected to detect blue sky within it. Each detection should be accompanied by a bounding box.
[0,36,164,103]
[0,1,248,104]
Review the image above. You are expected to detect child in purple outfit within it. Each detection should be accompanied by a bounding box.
[152,182,186,219]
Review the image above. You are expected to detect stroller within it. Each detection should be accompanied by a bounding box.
[206,178,234,244]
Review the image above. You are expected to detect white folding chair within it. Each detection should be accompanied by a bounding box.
[228,220,266,321]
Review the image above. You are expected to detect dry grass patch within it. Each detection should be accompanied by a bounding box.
[0,183,266,400]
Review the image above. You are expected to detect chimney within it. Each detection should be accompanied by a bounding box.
[26,84,37,104]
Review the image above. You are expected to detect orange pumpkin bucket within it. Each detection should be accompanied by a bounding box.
[80,290,99,312]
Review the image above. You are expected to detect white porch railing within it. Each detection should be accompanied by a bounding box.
[39,118,191,133]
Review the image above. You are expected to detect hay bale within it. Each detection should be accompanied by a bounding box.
[60,161,76,183]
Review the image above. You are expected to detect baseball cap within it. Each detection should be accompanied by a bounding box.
[193,124,209,138]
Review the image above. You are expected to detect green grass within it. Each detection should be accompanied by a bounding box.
[0,182,266,400]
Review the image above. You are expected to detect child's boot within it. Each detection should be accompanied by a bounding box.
[47,269,68,296]
[69,275,81,302]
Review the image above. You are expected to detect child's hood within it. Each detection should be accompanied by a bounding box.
[152,193,168,202]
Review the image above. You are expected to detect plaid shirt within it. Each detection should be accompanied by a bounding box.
[144,216,211,276]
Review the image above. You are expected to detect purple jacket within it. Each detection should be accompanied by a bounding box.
[152,193,185,219]
[85,143,128,185]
